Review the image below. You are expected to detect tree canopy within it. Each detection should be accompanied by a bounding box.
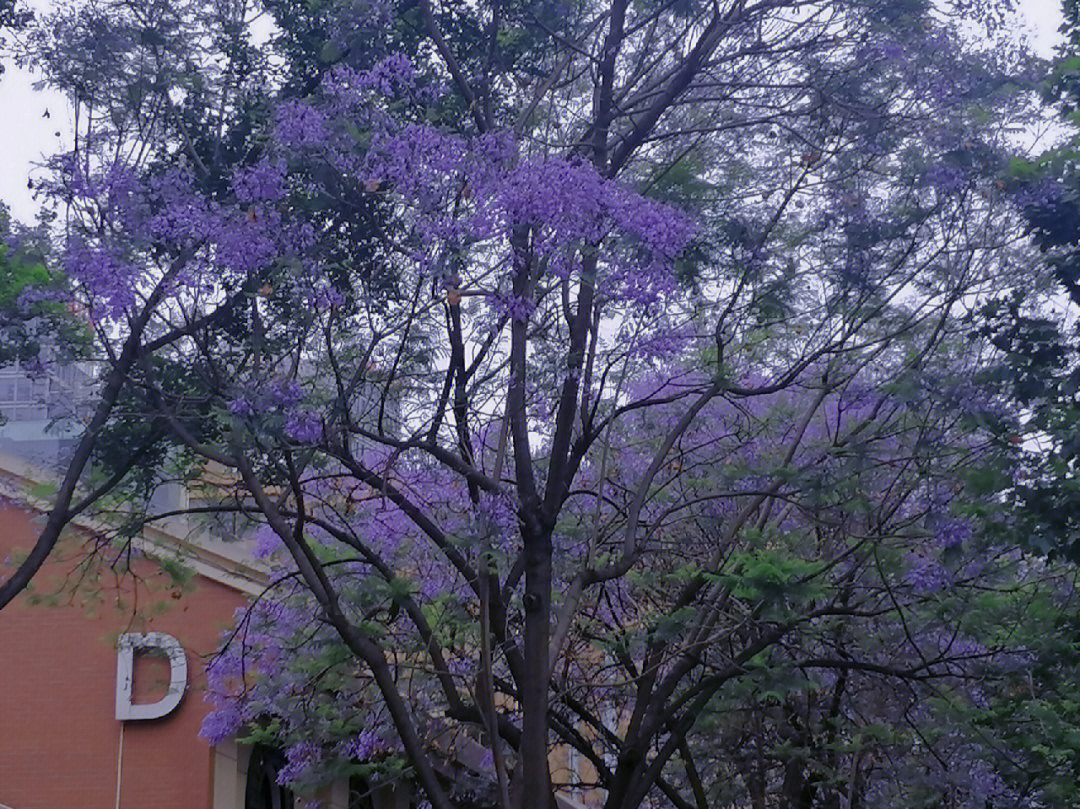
[3,1,1080,808]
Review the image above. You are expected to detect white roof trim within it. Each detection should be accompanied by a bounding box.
[0,449,267,596]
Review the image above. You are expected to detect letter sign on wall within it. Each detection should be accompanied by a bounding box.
[115,632,188,721]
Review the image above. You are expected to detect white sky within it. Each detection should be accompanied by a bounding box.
[0,0,1070,223]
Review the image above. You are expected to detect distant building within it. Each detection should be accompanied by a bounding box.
[0,446,494,809]
[0,448,274,809]
[0,357,92,468]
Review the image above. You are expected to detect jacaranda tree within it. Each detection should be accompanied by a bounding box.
[1,0,1075,807]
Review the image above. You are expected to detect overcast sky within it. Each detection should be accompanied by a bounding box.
[0,0,1070,224]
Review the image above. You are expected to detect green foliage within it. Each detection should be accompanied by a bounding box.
[719,548,827,616]
[0,210,89,372]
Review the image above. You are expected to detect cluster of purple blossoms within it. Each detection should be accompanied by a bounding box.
[199,699,245,746]
[1011,175,1066,209]
[227,397,256,417]
[936,517,973,549]
[339,728,401,761]
[325,54,416,100]
[265,59,696,308]
[228,379,305,416]
[905,552,952,594]
[489,292,536,323]
[284,412,324,444]
[251,523,285,560]
[923,163,969,196]
[45,48,697,329]
[52,155,305,318]
[227,377,325,446]
[275,100,332,150]
[232,159,288,204]
[278,741,322,785]
[63,238,139,316]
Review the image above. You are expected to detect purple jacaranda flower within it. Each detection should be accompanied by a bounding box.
[277,741,321,785]
[199,700,244,744]
[923,163,968,196]
[232,159,287,204]
[905,552,952,594]
[936,517,973,549]
[268,380,305,408]
[275,101,332,149]
[340,728,401,761]
[228,397,255,417]
[490,292,536,322]
[284,411,324,444]
[252,524,284,560]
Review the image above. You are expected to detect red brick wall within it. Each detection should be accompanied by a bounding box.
[0,499,248,809]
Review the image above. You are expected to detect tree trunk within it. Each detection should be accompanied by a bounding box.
[519,528,553,809]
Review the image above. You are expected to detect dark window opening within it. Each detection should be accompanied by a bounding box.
[349,775,377,809]
[245,745,295,809]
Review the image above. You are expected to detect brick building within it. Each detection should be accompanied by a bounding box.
[0,448,312,809]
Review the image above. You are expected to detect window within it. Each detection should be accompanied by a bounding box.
[245,746,295,809]
[349,776,376,809]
